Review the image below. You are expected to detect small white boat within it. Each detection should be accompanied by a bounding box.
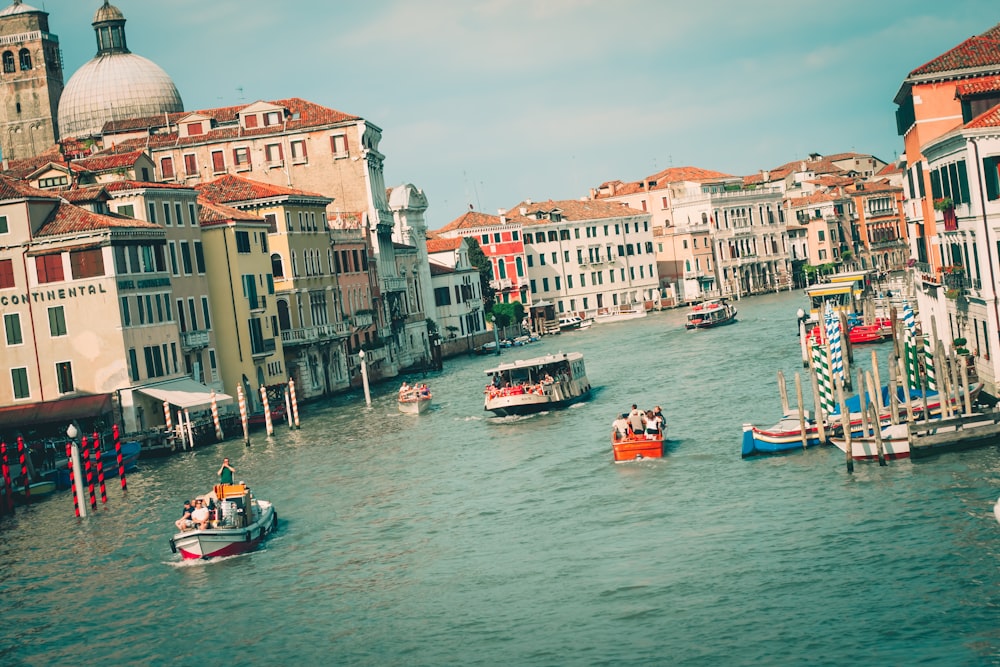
[592,304,647,324]
[398,386,432,414]
[483,352,591,416]
[170,483,277,560]
[829,423,910,461]
[994,496,1000,526]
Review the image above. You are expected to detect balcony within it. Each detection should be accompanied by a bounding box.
[490,278,513,290]
[942,267,967,297]
[250,337,277,358]
[381,276,407,292]
[180,330,210,350]
[280,322,349,347]
[351,311,374,328]
[466,297,483,310]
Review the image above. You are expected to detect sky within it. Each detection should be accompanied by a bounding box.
[34,0,1000,228]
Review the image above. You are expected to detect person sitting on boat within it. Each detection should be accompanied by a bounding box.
[628,404,646,436]
[190,498,211,530]
[175,499,194,531]
[645,410,663,440]
[419,384,430,397]
[542,373,554,385]
[612,413,630,441]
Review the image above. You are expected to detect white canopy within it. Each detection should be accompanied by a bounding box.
[137,378,233,411]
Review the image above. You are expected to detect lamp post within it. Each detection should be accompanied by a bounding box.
[67,423,87,518]
[359,349,371,407]
[490,314,500,355]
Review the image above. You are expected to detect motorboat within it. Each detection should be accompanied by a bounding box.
[558,315,593,331]
[686,299,737,329]
[592,304,647,324]
[483,352,591,416]
[398,385,432,414]
[170,482,277,560]
[741,411,826,458]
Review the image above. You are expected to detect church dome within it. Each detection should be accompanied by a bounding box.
[57,1,183,139]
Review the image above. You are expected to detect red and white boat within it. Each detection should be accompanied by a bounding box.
[612,431,665,462]
[685,299,737,329]
[170,482,277,560]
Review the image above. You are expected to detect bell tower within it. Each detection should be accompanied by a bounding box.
[0,1,64,161]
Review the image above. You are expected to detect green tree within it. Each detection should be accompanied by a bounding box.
[467,241,497,312]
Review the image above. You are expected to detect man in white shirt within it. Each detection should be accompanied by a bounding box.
[190,498,210,530]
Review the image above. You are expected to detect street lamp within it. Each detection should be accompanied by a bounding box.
[358,349,371,407]
[66,423,87,517]
[489,314,500,355]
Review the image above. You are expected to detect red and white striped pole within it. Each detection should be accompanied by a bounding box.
[16,435,29,504]
[1,441,14,514]
[93,431,107,504]
[184,409,194,449]
[211,390,223,440]
[163,401,172,431]
[284,387,293,429]
[66,443,79,517]
[237,384,250,447]
[289,378,300,428]
[82,435,96,510]
[113,424,127,492]
[260,386,273,436]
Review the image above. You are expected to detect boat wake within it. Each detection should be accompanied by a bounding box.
[163,550,258,567]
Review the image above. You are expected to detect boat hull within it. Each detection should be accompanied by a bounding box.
[612,434,664,462]
[170,500,276,560]
[12,480,57,503]
[741,413,823,457]
[398,397,432,414]
[485,389,590,416]
[55,441,141,490]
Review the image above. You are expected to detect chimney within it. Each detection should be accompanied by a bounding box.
[520,207,527,216]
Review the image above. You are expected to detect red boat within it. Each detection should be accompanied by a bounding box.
[612,432,664,462]
[807,318,890,346]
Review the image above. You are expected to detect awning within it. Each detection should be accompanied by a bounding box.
[0,393,113,429]
[136,378,233,411]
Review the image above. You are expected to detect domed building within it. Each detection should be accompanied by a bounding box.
[58,1,183,139]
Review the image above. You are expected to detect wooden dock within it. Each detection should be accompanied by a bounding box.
[908,411,1000,459]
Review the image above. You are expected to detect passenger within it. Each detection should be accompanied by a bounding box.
[175,499,194,531]
[645,410,662,440]
[217,457,235,485]
[628,404,646,435]
[190,498,211,530]
[653,405,666,429]
[612,413,630,441]
[542,373,554,384]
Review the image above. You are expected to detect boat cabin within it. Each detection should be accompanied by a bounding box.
[803,270,874,322]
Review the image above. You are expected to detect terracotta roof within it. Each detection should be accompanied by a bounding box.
[35,202,162,237]
[329,211,366,229]
[787,192,838,207]
[196,196,266,227]
[60,186,110,203]
[103,97,360,152]
[0,175,61,201]
[806,175,855,188]
[877,161,904,176]
[195,174,329,204]
[436,210,505,233]
[908,23,1000,77]
[70,150,146,172]
[644,166,732,184]
[965,102,1000,128]
[503,199,638,226]
[426,237,462,253]
[956,74,1000,97]
[428,261,454,276]
[102,180,196,193]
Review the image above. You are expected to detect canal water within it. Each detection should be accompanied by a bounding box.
[2,291,999,666]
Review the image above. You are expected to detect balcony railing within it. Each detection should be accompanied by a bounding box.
[490,278,513,290]
[351,311,373,328]
[280,322,349,346]
[381,276,407,292]
[180,330,210,350]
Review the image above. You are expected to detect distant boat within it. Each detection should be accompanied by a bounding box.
[592,304,646,324]
[685,299,737,329]
[558,315,593,331]
[398,386,432,414]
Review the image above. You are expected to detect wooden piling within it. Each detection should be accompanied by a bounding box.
[808,361,827,445]
[777,371,789,415]
[837,378,853,473]
[857,368,869,437]
[935,341,952,420]
[795,373,807,449]
[868,403,887,466]
[871,349,883,414]
[865,371,881,433]
[961,357,972,415]
[888,360,899,426]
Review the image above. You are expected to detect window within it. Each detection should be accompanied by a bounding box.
[188,203,197,227]
[147,202,157,223]
[36,254,64,283]
[984,156,1000,201]
[5,313,22,345]
[515,256,524,276]
[187,121,203,136]
[158,156,175,179]
[183,153,197,176]
[11,367,29,399]
[0,258,13,288]
[265,143,283,164]
[235,231,251,254]
[290,139,307,162]
[233,147,251,169]
[162,202,172,226]
[526,255,533,267]
[128,349,139,382]
[194,241,205,273]
[143,346,165,378]
[0,215,6,234]
[2,51,13,73]
[542,277,550,291]
[69,248,105,279]
[116,204,134,218]
[56,361,74,393]
[434,286,451,306]
[263,111,281,126]
[180,241,193,274]
[175,202,184,227]
[244,114,258,129]
[211,150,225,173]
[201,296,212,330]
[818,230,825,242]
[331,134,349,156]
[121,296,131,327]
[18,48,31,70]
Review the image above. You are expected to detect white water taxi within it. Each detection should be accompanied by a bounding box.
[483,352,591,416]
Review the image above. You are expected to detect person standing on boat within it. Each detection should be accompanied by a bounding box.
[628,405,646,436]
[218,458,235,485]
[645,410,662,440]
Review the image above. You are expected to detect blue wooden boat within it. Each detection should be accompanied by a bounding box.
[54,441,141,489]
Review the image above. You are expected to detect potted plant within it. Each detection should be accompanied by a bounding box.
[954,337,970,355]
[933,197,954,212]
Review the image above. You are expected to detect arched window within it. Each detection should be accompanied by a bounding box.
[701,212,708,224]
[497,258,507,279]
[291,250,298,277]
[18,48,31,71]
[276,299,291,331]
[270,252,284,278]
[2,51,14,73]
